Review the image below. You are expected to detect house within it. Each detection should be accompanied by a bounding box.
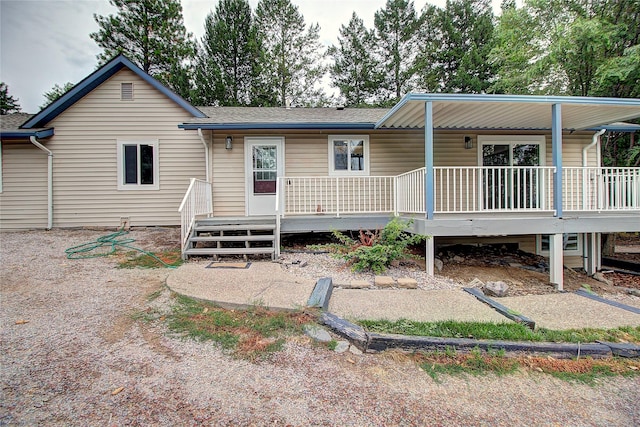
[2,54,639,290]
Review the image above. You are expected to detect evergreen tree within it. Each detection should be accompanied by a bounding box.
[90,0,196,100]
[328,12,381,106]
[424,0,495,94]
[373,0,420,104]
[40,82,74,109]
[255,0,327,107]
[0,82,21,114]
[194,0,262,106]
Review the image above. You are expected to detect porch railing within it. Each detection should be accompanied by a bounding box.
[434,166,556,213]
[178,178,212,250]
[564,167,640,211]
[278,176,396,216]
[397,167,425,214]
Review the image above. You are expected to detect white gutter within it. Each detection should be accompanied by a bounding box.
[197,128,210,183]
[583,129,606,167]
[29,136,53,229]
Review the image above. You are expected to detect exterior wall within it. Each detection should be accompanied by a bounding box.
[0,141,48,229]
[44,69,205,228]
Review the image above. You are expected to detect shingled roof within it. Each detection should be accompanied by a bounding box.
[1,113,53,139]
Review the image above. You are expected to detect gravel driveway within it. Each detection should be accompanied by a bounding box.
[1,228,639,426]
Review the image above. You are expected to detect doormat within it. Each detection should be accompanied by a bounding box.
[206,262,251,269]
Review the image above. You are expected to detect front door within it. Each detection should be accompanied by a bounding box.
[245,137,284,216]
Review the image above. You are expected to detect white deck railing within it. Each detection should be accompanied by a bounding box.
[564,167,640,211]
[397,167,425,214]
[434,166,556,213]
[278,176,396,216]
[178,178,212,250]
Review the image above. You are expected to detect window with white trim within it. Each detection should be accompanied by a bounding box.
[537,233,581,255]
[117,140,159,190]
[328,135,369,175]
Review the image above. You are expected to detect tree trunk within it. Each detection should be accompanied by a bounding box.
[601,233,617,257]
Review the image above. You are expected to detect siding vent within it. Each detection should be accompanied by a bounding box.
[121,82,133,100]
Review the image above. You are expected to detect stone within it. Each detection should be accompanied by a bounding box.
[303,324,332,343]
[374,276,395,288]
[349,345,363,355]
[453,255,465,263]
[397,278,418,289]
[334,341,350,353]
[299,261,308,268]
[347,280,370,289]
[468,277,485,288]
[483,281,509,297]
[593,272,613,286]
[434,258,444,272]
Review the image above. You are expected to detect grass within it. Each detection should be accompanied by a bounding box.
[358,319,640,344]
[117,249,183,269]
[415,350,640,384]
[165,295,317,361]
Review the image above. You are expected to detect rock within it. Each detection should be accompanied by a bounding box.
[299,261,308,268]
[346,280,370,289]
[453,255,465,263]
[334,341,350,353]
[468,278,485,288]
[304,324,332,342]
[349,345,363,355]
[483,281,509,297]
[397,278,418,289]
[434,258,443,272]
[592,272,613,286]
[374,276,395,288]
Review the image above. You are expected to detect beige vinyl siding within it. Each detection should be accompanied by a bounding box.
[211,132,245,216]
[45,69,205,227]
[0,142,48,229]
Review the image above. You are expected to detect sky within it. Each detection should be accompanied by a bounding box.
[1,0,503,113]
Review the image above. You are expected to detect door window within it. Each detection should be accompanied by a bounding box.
[252,145,277,194]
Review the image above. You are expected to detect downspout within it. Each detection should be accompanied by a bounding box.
[581,129,605,273]
[29,136,53,230]
[583,129,606,167]
[197,128,210,183]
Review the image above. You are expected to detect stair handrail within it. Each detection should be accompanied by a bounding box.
[178,178,213,252]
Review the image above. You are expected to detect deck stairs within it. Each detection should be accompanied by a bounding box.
[183,216,277,260]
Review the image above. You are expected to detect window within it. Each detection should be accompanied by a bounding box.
[121,82,133,100]
[538,233,581,255]
[328,135,369,175]
[117,140,159,190]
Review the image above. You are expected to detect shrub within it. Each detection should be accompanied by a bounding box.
[332,217,427,274]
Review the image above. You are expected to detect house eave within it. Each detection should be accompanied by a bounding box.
[1,128,55,139]
[179,122,377,130]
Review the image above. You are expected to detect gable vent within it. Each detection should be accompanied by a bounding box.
[121,82,133,100]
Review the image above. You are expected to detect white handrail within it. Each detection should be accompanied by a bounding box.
[178,178,213,252]
[564,167,640,211]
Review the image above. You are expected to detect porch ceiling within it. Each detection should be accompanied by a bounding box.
[375,94,640,131]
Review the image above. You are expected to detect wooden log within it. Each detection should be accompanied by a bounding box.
[575,289,640,314]
[463,287,536,329]
[320,312,369,351]
[366,332,612,358]
[307,277,333,310]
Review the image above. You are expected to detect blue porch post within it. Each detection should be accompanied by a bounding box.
[425,101,434,220]
[552,103,563,218]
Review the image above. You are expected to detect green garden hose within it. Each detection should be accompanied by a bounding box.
[65,229,178,268]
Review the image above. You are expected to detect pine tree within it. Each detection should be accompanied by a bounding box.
[328,12,382,106]
[373,0,420,104]
[90,0,196,100]
[255,0,327,107]
[0,82,21,114]
[40,82,74,109]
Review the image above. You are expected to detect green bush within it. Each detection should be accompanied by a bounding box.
[332,217,427,274]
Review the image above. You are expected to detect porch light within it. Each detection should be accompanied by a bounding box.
[464,136,473,149]
[225,136,233,150]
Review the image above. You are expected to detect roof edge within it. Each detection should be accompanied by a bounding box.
[0,128,55,139]
[22,55,205,129]
[179,122,377,130]
[400,93,640,106]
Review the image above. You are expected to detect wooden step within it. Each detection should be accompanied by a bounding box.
[194,224,276,232]
[189,235,275,242]
[184,247,275,256]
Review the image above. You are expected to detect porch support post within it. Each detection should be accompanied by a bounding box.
[552,103,563,218]
[584,232,597,276]
[549,233,564,290]
[425,101,434,220]
[425,237,435,277]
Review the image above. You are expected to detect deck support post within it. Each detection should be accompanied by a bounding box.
[549,233,564,290]
[424,101,434,220]
[425,237,435,277]
[584,232,597,276]
[552,103,563,218]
